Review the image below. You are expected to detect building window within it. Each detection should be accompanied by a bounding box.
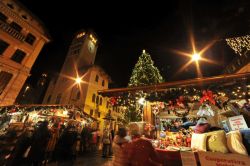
[92,94,96,103]
[90,109,93,116]
[0,71,13,95]
[7,3,14,9]
[99,97,102,105]
[55,93,62,104]
[95,75,99,82]
[25,33,36,45]
[47,95,51,103]
[76,91,80,100]
[232,65,236,71]
[0,12,7,22]
[237,59,241,66]
[96,96,99,105]
[102,80,105,86]
[0,39,9,55]
[22,15,27,20]
[11,49,26,63]
[106,102,109,108]
[10,22,22,32]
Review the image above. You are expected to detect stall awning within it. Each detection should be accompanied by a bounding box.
[98,72,250,97]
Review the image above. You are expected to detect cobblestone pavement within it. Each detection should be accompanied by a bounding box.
[48,151,113,166]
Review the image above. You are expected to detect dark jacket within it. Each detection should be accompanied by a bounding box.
[28,126,50,162]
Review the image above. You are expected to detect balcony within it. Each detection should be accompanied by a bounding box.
[0,20,25,41]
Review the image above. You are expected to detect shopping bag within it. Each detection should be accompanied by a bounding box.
[23,146,31,158]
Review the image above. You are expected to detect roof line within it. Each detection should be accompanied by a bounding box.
[98,72,250,96]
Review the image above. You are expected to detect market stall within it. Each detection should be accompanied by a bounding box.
[0,104,98,137]
[98,72,250,165]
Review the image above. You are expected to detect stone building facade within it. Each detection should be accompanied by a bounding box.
[0,0,50,106]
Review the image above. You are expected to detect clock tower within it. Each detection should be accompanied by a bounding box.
[60,30,98,76]
[43,29,100,104]
[73,30,98,68]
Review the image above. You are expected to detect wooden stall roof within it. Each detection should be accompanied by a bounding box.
[98,72,250,97]
[0,104,98,121]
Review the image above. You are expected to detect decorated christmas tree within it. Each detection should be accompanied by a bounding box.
[128,50,164,87]
[123,50,164,122]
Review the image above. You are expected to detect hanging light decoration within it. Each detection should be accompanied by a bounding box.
[226,35,250,56]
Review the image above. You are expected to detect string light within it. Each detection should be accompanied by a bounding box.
[226,35,250,56]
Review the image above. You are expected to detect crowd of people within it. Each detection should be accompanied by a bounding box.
[0,120,101,166]
[0,119,165,166]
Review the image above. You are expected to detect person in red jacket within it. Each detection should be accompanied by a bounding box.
[124,123,162,166]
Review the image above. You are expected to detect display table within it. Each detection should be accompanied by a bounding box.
[155,148,200,166]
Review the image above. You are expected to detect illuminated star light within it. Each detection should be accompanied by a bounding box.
[171,33,219,78]
[59,61,89,95]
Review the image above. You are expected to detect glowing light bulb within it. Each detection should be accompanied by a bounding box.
[75,77,81,84]
[192,53,201,61]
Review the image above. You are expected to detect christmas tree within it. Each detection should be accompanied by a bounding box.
[128,50,164,87]
[123,50,164,122]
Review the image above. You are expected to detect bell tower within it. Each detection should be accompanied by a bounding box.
[60,29,98,75]
[74,30,98,68]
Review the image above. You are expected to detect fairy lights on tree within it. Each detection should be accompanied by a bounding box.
[121,50,164,122]
[128,50,164,87]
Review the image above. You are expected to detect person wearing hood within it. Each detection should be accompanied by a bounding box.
[112,128,129,166]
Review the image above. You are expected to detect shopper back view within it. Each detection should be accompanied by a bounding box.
[125,123,162,166]
[57,124,77,165]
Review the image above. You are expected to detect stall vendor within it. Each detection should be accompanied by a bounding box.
[170,120,181,132]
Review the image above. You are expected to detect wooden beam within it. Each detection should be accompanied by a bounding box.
[98,72,250,96]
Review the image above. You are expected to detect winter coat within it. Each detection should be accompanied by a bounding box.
[112,135,129,166]
[56,127,77,161]
[125,138,161,166]
[46,128,59,152]
[28,127,50,162]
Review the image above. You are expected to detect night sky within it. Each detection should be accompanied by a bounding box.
[19,0,250,87]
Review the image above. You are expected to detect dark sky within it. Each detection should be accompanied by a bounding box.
[19,0,250,87]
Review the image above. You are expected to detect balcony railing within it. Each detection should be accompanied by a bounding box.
[0,20,25,41]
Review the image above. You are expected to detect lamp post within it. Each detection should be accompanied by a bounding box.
[138,97,145,122]
[192,53,201,61]
[69,77,82,104]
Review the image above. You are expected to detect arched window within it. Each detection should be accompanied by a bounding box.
[56,93,62,104]
[100,97,102,105]
[76,91,80,100]
[102,80,105,86]
[96,96,99,105]
[92,94,96,103]
[90,109,93,116]
[95,75,99,82]
[47,95,51,103]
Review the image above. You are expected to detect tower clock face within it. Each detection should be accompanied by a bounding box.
[88,40,95,53]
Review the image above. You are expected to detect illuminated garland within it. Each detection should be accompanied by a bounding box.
[172,107,190,117]
[226,35,250,55]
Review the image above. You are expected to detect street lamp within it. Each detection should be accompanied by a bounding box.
[192,53,201,61]
[75,77,82,84]
[138,97,146,122]
[69,77,82,104]
[138,97,145,105]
